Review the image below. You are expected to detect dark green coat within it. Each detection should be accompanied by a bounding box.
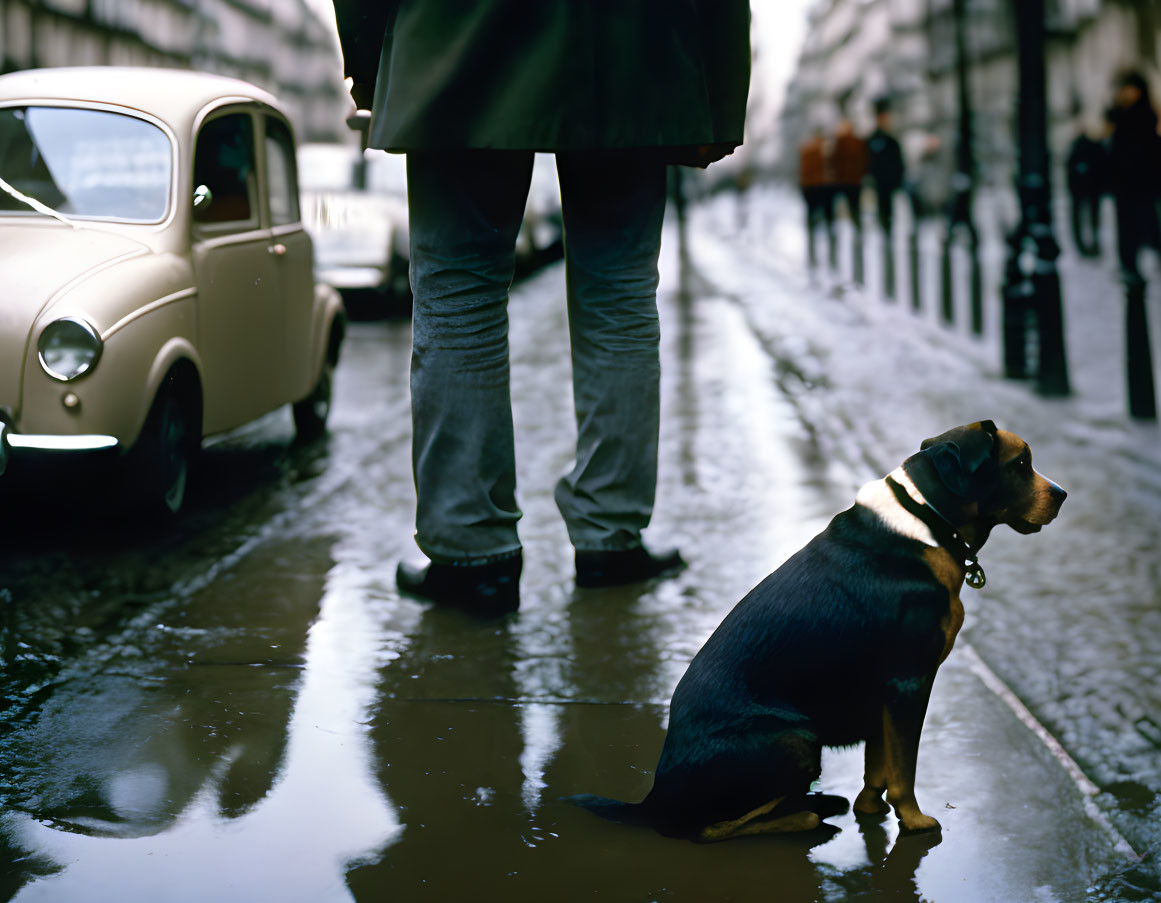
[333,1,750,155]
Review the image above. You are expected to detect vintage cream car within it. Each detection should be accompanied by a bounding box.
[0,67,345,513]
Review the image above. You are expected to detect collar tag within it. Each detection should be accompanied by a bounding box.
[886,476,987,590]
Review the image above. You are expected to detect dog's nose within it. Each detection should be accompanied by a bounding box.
[1049,481,1067,503]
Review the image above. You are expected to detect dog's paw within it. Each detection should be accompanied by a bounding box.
[898,813,942,834]
[853,789,891,817]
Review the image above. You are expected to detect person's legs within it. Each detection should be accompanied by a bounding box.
[1070,189,1087,255]
[822,187,837,270]
[846,185,864,284]
[803,188,818,268]
[877,189,893,236]
[878,189,895,297]
[1115,192,1145,283]
[844,187,862,229]
[400,150,533,610]
[553,152,682,585]
[1088,191,1103,256]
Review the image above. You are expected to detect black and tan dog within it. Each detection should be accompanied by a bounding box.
[569,421,1065,841]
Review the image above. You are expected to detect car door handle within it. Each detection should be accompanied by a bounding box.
[268,243,288,257]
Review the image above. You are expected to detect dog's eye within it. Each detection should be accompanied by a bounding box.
[1008,455,1032,476]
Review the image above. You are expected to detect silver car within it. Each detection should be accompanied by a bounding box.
[299,141,411,308]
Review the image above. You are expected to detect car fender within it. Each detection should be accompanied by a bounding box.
[301,283,345,398]
[19,294,198,446]
[138,335,205,444]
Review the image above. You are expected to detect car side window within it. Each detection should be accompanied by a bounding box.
[265,117,300,227]
[192,112,258,230]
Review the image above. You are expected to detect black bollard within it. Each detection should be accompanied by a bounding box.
[1002,233,1033,380]
[884,228,897,300]
[1126,279,1158,419]
[942,182,979,329]
[853,228,864,286]
[940,229,955,325]
[1002,0,1071,396]
[827,188,838,273]
[910,225,921,312]
[1026,224,1069,396]
[852,206,865,287]
[806,205,817,270]
[827,219,838,273]
[968,223,983,334]
[940,225,982,331]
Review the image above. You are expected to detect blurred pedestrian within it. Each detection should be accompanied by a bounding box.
[333,2,750,613]
[908,134,950,222]
[1107,69,1161,283]
[799,128,834,269]
[866,98,905,238]
[1065,122,1106,258]
[830,118,867,234]
[830,117,867,282]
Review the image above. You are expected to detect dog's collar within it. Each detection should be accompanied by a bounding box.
[885,476,986,589]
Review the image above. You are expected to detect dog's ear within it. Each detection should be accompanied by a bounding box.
[920,420,996,451]
[918,421,1000,499]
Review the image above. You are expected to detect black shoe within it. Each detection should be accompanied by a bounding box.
[575,545,686,588]
[396,552,521,615]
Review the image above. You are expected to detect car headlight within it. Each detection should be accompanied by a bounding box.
[38,317,103,381]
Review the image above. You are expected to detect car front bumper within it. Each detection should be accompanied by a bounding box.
[0,424,119,472]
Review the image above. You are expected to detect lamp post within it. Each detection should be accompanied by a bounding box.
[941,0,982,332]
[1001,0,1070,396]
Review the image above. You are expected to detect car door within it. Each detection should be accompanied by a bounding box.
[190,108,283,434]
[263,114,317,403]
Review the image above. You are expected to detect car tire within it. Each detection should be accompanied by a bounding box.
[293,360,333,441]
[131,379,199,517]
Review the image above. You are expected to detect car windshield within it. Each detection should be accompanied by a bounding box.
[0,106,172,222]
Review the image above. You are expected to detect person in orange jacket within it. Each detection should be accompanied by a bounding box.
[829,117,868,282]
[799,128,834,268]
[830,118,868,235]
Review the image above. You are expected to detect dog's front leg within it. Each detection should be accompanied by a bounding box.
[854,713,891,816]
[882,677,941,834]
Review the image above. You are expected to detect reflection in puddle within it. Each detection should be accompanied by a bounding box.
[2,555,399,902]
[518,703,562,816]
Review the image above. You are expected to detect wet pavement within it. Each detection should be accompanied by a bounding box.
[696,186,1161,898]
[0,191,1156,901]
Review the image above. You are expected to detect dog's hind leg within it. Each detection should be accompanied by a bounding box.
[699,796,783,841]
[728,810,821,838]
[699,799,821,842]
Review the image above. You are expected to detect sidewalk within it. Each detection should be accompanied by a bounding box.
[3,204,1150,902]
[682,185,1160,898]
[326,233,1141,902]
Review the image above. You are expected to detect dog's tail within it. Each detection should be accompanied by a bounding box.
[564,793,653,826]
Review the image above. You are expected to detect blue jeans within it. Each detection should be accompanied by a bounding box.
[406,150,666,564]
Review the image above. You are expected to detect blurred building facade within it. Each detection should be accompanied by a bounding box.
[778,0,1158,192]
[0,0,346,141]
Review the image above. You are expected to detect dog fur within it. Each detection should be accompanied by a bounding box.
[568,421,1066,841]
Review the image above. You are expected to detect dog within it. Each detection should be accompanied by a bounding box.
[568,421,1066,841]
